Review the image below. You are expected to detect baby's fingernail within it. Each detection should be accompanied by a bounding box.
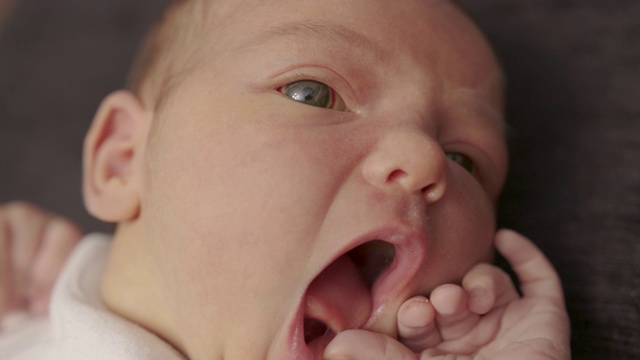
[399,298,432,328]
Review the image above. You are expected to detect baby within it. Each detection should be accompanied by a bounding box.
[0,0,570,359]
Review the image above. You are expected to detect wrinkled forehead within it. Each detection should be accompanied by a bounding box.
[200,0,502,90]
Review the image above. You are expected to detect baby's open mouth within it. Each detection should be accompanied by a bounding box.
[303,317,331,344]
[302,240,396,346]
[348,240,396,288]
[289,228,427,359]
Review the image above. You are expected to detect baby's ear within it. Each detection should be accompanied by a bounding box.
[83,91,150,222]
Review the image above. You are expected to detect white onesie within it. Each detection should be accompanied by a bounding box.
[0,234,184,360]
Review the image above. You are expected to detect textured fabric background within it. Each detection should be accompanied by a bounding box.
[0,1,638,358]
[458,2,640,358]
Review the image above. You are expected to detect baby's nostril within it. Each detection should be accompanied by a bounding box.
[304,317,329,344]
[348,240,395,288]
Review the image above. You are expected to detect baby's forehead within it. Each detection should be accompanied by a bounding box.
[148,0,502,114]
[207,0,472,45]
[202,0,499,78]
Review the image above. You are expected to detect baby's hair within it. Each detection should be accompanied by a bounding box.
[126,0,213,110]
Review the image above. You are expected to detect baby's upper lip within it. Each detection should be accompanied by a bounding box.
[354,226,429,326]
[291,224,429,357]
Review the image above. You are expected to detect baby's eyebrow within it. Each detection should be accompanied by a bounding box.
[238,20,388,62]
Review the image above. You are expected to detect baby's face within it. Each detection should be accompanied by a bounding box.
[139,0,506,358]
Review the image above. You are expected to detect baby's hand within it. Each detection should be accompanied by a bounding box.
[0,202,82,317]
[324,230,571,359]
[396,251,521,353]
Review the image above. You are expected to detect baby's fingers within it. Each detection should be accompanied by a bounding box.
[0,216,18,315]
[325,329,417,360]
[0,202,49,316]
[461,263,518,314]
[429,284,478,341]
[495,229,564,303]
[27,217,82,314]
[397,296,440,351]
[0,202,82,316]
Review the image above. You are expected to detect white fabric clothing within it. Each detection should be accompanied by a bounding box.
[0,234,185,360]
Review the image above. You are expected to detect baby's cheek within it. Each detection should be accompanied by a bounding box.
[415,177,496,293]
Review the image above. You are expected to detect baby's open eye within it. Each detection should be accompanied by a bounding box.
[446,152,476,174]
[279,80,346,110]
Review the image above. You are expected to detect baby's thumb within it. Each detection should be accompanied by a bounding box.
[495,229,564,303]
[324,329,416,360]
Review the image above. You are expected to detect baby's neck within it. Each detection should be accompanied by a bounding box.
[101,222,183,354]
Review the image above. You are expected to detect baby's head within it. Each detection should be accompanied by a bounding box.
[82,0,507,358]
[124,0,213,110]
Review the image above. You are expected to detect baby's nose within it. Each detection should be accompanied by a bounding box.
[361,130,447,205]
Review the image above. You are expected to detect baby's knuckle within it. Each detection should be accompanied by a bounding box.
[46,217,82,241]
[6,201,39,219]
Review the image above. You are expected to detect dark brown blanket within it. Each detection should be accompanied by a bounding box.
[1,1,638,358]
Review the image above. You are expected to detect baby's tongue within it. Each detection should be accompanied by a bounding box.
[304,255,372,332]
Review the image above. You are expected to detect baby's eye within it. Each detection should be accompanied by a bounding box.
[279,80,345,110]
[446,152,476,174]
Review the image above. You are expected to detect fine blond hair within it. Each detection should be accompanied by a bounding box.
[126,0,213,110]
